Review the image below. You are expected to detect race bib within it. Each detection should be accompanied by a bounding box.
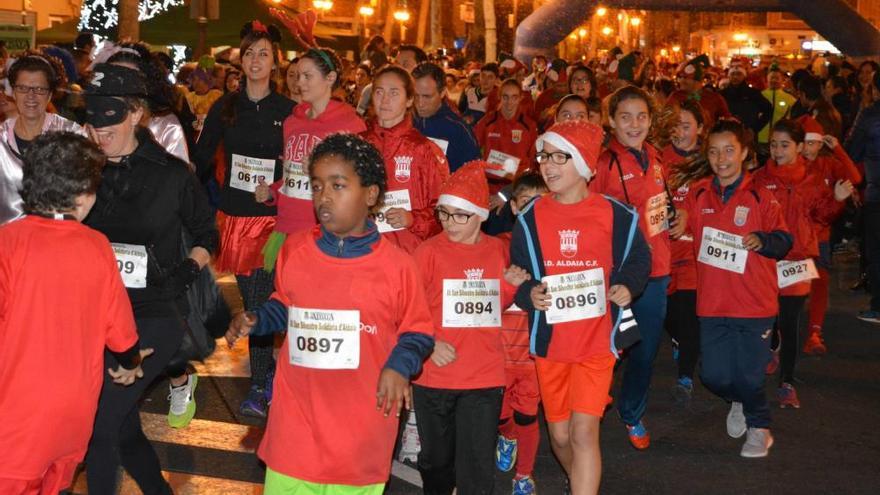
[776,259,819,289]
[428,137,449,154]
[697,227,748,274]
[281,160,311,200]
[442,279,501,328]
[543,268,607,325]
[229,154,276,193]
[111,243,148,289]
[645,192,669,237]
[486,150,520,177]
[288,307,360,370]
[373,189,412,233]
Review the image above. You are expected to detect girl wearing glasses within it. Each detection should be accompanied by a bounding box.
[412,160,527,494]
[511,120,650,494]
[362,65,449,254]
[0,54,84,224]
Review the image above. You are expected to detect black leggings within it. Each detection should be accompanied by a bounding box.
[774,295,807,384]
[236,269,276,388]
[666,290,700,379]
[86,316,184,495]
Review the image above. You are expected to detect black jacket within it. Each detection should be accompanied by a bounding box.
[193,90,294,217]
[86,129,218,318]
[721,82,772,136]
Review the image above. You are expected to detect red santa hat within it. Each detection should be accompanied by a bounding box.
[536,121,604,180]
[798,115,825,142]
[437,160,500,220]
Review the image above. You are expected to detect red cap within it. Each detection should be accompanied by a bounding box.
[537,121,603,179]
[437,160,499,220]
[797,115,824,142]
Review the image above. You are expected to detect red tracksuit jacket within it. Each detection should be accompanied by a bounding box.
[361,117,450,254]
[592,138,671,278]
[684,175,791,318]
[751,158,842,296]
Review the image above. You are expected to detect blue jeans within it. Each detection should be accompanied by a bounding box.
[618,276,670,426]
[699,316,775,428]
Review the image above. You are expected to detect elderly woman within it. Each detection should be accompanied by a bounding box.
[0,54,83,224]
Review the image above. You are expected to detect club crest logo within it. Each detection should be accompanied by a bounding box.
[394,156,413,183]
[559,229,580,258]
[511,129,523,143]
[734,206,750,227]
[676,184,690,196]
[464,268,484,280]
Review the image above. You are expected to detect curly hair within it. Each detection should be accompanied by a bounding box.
[309,133,387,199]
[20,132,105,215]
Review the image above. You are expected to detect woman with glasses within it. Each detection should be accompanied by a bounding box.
[0,53,84,224]
[361,65,449,254]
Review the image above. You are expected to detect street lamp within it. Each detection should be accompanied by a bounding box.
[359,5,374,38]
[601,26,612,36]
[596,7,607,17]
[393,4,411,43]
[578,28,587,38]
[313,0,333,14]
[630,17,641,49]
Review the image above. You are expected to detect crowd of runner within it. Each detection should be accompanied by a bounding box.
[0,12,878,495]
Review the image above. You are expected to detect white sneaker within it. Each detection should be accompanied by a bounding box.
[726,402,747,438]
[167,373,198,428]
[740,428,774,458]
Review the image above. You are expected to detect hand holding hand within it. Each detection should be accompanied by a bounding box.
[225,311,257,348]
[504,265,532,287]
[108,348,154,386]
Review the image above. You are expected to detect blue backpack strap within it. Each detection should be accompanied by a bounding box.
[516,200,543,355]
[603,194,640,264]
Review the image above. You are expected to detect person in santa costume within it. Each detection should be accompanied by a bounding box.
[412,159,527,495]
[511,120,651,493]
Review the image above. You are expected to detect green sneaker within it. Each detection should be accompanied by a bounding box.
[167,373,198,428]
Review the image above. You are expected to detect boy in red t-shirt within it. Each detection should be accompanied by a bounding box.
[510,121,651,493]
[0,133,147,495]
[226,134,435,494]
[411,160,529,494]
[495,172,548,495]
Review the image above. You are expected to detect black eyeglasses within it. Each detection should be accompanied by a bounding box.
[536,151,573,165]
[13,85,51,96]
[436,208,475,225]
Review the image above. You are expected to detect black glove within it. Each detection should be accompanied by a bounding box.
[160,258,201,299]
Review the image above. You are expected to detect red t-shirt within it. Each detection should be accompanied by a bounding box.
[0,216,138,479]
[273,100,367,234]
[496,233,533,371]
[413,233,515,389]
[533,193,615,362]
[258,230,434,485]
[684,176,789,318]
[592,138,671,277]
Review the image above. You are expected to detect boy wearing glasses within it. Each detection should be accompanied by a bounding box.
[412,160,530,494]
[511,121,651,493]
